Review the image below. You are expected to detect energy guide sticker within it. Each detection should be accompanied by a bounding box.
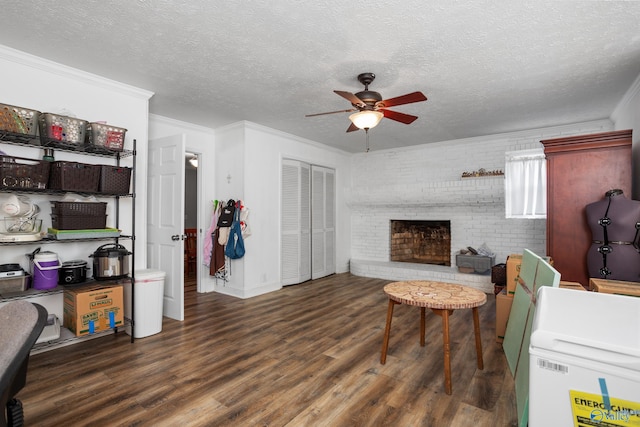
[570,390,640,427]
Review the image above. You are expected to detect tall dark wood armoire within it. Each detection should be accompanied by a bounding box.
[541,129,632,289]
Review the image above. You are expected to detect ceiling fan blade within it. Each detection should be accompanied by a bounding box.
[346,122,360,132]
[378,91,427,108]
[383,109,419,124]
[305,108,356,117]
[334,90,365,106]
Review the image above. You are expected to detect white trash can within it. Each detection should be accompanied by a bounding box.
[124,269,166,338]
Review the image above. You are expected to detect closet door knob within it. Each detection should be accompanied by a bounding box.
[171,234,180,241]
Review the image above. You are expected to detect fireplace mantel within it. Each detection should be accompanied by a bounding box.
[345,177,504,207]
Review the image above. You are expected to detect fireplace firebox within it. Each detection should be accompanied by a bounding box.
[390,220,451,266]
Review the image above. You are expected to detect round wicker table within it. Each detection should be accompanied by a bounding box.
[380,280,487,395]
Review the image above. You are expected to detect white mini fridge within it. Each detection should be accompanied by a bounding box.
[529,287,640,427]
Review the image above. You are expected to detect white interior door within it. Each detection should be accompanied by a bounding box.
[281,159,311,285]
[311,165,335,279]
[147,134,185,320]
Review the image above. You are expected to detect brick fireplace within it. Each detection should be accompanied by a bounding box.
[390,220,451,266]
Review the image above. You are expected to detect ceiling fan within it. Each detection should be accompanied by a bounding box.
[305,72,428,132]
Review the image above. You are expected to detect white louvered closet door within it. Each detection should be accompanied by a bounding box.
[311,165,336,280]
[281,159,311,285]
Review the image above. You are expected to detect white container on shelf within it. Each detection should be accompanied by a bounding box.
[529,287,640,426]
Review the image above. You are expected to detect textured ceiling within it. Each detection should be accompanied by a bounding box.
[0,1,639,152]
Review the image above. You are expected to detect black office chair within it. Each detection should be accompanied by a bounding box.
[0,301,47,427]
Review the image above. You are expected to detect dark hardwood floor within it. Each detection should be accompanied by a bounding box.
[19,273,517,426]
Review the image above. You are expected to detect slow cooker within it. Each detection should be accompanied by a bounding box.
[58,260,88,285]
[90,243,131,280]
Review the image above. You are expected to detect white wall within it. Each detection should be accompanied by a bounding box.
[611,73,640,200]
[149,114,622,296]
[213,122,246,296]
[148,114,216,291]
[0,46,152,266]
[212,121,352,298]
[0,45,152,318]
[349,120,614,269]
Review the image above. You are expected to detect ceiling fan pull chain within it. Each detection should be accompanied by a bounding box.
[365,129,370,153]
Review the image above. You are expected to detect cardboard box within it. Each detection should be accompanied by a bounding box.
[64,283,124,336]
[506,254,523,297]
[559,281,586,291]
[495,289,514,343]
[589,278,640,298]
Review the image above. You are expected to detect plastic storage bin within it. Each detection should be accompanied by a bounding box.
[124,269,165,338]
[0,273,30,295]
[0,155,51,190]
[455,254,495,274]
[38,113,88,145]
[99,165,132,194]
[86,122,127,152]
[50,201,109,230]
[0,103,41,136]
[51,201,107,216]
[48,161,101,192]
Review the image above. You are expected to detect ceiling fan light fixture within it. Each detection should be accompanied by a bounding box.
[349,110,383,130]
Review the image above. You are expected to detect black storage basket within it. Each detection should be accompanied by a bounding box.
[51,215,107,230]
[50,201,107,230]
[51,214,107,230]
[491,263,507,286]
[51,201,107,217]
[99,166,131,194]
[0,155,50,190]
[48,161,101,192]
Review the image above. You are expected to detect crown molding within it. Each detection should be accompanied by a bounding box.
[611,72,640,123]
[0,44,154,100]
[149,114,216,135]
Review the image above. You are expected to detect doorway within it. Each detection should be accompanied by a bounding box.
[184,152,199,289]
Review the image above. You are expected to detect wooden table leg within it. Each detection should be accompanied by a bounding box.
[433,308,453,395]
[380,299,397,364]
[420,306,426,346]
[472,306,484,370]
